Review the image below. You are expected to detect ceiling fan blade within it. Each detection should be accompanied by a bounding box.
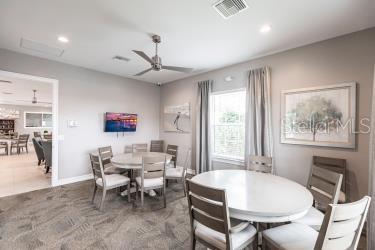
[134,68,153,76]
[163,65,194,73]
[132,50,154,64]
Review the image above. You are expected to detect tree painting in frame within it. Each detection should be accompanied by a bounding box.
[164,102,191,133]
[281,82,356,148]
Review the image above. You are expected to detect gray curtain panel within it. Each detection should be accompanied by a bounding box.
[368,65,375,249]
[196,80,212,174]
[245,66,274,160]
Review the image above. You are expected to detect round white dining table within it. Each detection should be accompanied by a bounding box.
[191,170,313,223]
[112,152,173,169]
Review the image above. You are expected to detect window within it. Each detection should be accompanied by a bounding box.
[211,90,246,161]
[24,112,52,128]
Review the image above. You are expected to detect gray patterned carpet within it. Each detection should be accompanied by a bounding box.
[0,180,205,250]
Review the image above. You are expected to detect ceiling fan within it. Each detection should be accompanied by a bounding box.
[16,90,52,105]
[133,35,194,76]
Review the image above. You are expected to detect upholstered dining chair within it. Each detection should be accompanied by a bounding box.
[166,148,191,196]
[293,165,343,231]
[132,143,148,153]
[262,196,371,250]
[166,144,178,167]
[0,141,8,155]
[10,134,29,154]
[98,146,127,175]
[135,155,167,208]
[41,140,52,173]
[246,155,273,174]
[185,179,257,250]
[32,138,45,165]
[89,153,131,211]
[33,131,42,139]
[150,140,164,152]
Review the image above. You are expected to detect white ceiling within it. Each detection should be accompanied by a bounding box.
[0,0,374,84]
[0,74,52,107]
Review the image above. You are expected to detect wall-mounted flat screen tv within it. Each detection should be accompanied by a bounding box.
[104,112,137,132]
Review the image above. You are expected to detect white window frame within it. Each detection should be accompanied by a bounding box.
[24,111,53,129]
[210,88,246,165]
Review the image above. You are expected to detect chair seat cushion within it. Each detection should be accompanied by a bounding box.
[104,166,127,175]
[263,223,318,250]
[96,174,130,188]
[166,166,184,178]
[195,221,256,250]
[135,176,163,188]
[292,207,324,231]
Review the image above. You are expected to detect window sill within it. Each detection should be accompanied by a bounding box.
[212,156,245,167]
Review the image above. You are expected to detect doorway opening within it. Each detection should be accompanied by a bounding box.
[0,70,58,197]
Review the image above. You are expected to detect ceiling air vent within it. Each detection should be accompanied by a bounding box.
[113,55,130,62]
[213,0,248,19]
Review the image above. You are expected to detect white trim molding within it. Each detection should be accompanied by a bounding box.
[58,174,94,186]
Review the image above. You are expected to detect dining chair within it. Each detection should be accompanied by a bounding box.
[10,134,29,154]
[166,144,178,167]
[246,155,273,174]
[132,143,148,153]
[262,196,371,250]
[185,179,257,250]
[41,140,52,173]
[33,131,42,139]
[135,155,167,208]
[313,156,346,203]
[89,153,131,211]
[293,165,343,231]
[124,145,133,153]
[166,148,191,196]
[150,140,164,152]
[0,142,8,155]
[32,138,45,165]
[98,146,127,175]
[43,134,52,140]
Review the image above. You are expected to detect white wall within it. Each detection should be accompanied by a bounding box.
[0,104,52,135]
[0,49,160,180]
[160,28,375,201]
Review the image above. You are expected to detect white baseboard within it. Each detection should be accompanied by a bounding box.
[58,173,93,186]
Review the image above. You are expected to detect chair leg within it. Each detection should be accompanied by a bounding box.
[92,185,97,203]
[135,183,138,201]
[141,188,144,207]
[262,238,267,250]
[127,182,131,202]
[253,233,258,250]
[99,189,107,211]
[38,160,41,166]
[163,186,166,208]
[190,237,196,250]
[182,178,186,196]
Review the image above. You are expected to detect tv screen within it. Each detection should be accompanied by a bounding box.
[104,112,137,132]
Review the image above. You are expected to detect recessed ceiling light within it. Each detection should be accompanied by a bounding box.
[260,25,271,34]
[58,36,69,43]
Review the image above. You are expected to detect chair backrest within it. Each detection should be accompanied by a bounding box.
[44,134,52,140]
[34,131,41,138]
[166,144,178,167]
[185,179,232,249]
[150,140,164,152]
[313,156,346,194]
[32,138,44,159]
[247,155,273,174]
[41,140,52,166]
[315,196,371,250]
[132,143,148,153]
[124,145,133,153]
[18,134,29,144]
[307,165,343,210]
[98,146,113,169]
[141,156,166,180]
[89,153,105,181]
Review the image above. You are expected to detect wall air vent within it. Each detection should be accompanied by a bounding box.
[213,0,248,19]
[113,55,130,62]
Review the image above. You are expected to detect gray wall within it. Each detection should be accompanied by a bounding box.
[160,28,375,201]
[0,49,160,180]
[0,104,52,135]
